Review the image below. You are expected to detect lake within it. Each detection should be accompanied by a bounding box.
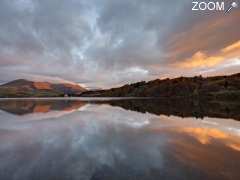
[0,98,240,180]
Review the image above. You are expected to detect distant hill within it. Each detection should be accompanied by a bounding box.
[0,79,86,98]
[1,73,240,100]
[81,73,240,101]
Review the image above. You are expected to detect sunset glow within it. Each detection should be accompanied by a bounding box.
[0,0,239,88]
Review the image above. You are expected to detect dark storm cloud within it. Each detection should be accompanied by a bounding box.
[86,0,188,68]
[0,0,239,88]
[0,0,93,82]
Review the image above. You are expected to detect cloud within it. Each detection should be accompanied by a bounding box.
[175,52,224,69]
[164,9,240,64]
[0,0,239,88]
[222,40,240,53]
[174,40,240,69]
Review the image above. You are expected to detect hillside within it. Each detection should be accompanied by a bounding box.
[81,73,240,101]
[0,79,86,98]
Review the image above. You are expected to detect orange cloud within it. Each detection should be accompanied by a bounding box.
[222,40,240,53]
[165,10,240,71]
[175,40,240,69]
[176,51,224,68]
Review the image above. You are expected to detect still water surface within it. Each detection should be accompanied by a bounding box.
[0,98,240,180]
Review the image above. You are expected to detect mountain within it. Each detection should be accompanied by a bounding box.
[81,73,240,101]
[0,79,86,98]
[1,73,240,100]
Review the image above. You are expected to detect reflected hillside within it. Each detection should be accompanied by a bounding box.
[96,99,240,121]
[0,99,86,115]
[0,98,240,121]
[0,102,240,180]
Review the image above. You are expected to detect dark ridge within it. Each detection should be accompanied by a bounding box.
[1,79,33,87]
[80,73,240,102]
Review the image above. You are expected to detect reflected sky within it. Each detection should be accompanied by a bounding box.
[0,99,240,180]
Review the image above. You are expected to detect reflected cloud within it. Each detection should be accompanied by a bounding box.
[0,101,240,180]
[180,127,229,145]
[228,143,240,152]
[175,126,240,153]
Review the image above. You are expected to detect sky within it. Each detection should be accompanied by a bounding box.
[0,0,239,89]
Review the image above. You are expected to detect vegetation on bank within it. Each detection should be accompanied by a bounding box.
[81,73,240,101]
[0,73,239,102]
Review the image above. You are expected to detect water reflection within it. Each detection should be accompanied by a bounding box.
[0,99,240,180]
[0,99,86,115]
[0,98,239,120]
[97,98,240,121]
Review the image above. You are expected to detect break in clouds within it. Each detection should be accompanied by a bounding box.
[0,0,239,88]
